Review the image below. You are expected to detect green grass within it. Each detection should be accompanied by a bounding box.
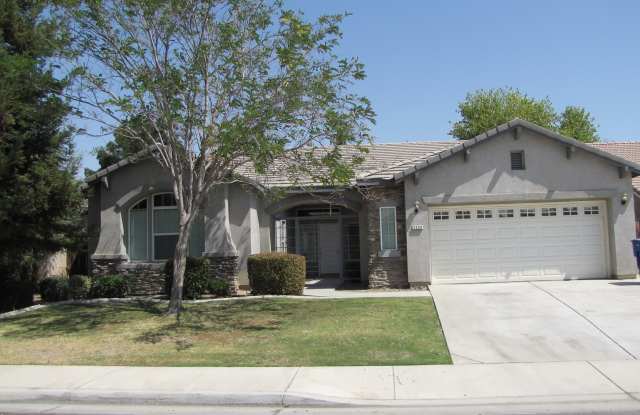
[0,298,451,366]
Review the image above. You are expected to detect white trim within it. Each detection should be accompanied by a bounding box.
[379,206,398,251]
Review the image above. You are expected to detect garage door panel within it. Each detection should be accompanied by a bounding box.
[429,201,607,283]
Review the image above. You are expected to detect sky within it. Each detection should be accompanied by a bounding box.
[75,0,640,173]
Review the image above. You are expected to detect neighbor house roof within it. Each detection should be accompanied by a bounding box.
[392,119,640,182]
[590,142,640,192]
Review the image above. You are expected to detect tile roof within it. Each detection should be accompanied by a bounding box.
[234,141,456,187]
[590,142,640,191]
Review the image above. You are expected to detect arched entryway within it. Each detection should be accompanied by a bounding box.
[271,201,364,282]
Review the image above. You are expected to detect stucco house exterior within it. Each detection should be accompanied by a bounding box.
[85,119,640,294]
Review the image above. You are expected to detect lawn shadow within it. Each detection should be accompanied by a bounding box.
[0,300,164,339]
[134,298,291,349]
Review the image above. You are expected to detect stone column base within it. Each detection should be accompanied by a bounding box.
[206,256,240,296]
[409,281,429,290]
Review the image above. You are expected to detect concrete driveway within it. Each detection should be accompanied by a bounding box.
[430,280,640,364]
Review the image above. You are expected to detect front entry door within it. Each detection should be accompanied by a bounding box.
[318,222,340,277]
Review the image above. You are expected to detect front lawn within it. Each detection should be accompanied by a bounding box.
[0,298,450,366]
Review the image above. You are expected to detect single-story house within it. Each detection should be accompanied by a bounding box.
[85,119,640,295]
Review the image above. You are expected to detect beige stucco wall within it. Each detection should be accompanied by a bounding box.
[404,128,637,284]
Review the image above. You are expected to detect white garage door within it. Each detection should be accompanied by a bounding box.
[429,201,608,283]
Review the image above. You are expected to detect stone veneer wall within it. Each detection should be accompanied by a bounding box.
[206,256,239,295]
[91,258,165,296]
[91,256,240,296]
[366,185,409,288]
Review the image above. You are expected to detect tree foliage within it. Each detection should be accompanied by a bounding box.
[93,116,149,170]
[450,87,599,143]
[558,105,599,143]
[68,0,374,314]
[0,0,84,310]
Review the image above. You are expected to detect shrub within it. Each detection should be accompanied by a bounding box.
[68,275,91,300]
[0,278,34,312]
[208,278,230,297]
[38,277,70,303]
[164,257,209,300]
[89,275,128,298]
[248,253,306,295]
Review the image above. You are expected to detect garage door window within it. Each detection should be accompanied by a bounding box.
[520,208,535,217]
[379,207,397,251]
[455,210,471,219]
[563,207,578,216]
[477,209,492,219]
[433,210,449,220]
[541,207,557,216]
[498,209,514,218]
[584,206,600,215]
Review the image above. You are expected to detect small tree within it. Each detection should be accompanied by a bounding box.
[558,106,599,143]
[69,0,374,315]
[450,87,599,143]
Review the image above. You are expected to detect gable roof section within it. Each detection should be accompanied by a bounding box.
[84,119,640,190]
[392,119,640,181]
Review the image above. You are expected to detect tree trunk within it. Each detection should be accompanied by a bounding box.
[167,222,191,316]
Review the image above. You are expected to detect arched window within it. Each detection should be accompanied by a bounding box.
[127,193,205,261]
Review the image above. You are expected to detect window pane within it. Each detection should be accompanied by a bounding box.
[154,209,179,234]
[380,207,397,250]
[154,235,178,260]
[154,193,176,207]
[129,207,148,260]
[188,215,205,257]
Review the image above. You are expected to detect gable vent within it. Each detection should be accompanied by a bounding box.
[510,151,525,170]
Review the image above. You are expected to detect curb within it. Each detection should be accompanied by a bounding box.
[0,388,634,409]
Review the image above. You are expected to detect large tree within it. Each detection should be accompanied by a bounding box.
[450,87,599,142]
[0,0,84,310]
[69,0,374,314]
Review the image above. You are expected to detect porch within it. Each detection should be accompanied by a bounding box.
[272,203,368,283]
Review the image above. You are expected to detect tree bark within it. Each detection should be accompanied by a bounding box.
[167,219,192,316]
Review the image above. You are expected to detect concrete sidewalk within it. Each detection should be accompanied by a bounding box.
[1,361,639,408]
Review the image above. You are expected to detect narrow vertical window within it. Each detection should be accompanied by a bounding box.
[153,193,179,260]
[379,207,398,251]
[129,199,148,260]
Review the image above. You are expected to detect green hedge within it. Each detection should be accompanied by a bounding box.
[164,257,209,300]
[38,277,69,302]
[68,275,91,300]
[0,279,34,312]
[208,277,230,297]
[248,253,306,295]
[89,275,128,298]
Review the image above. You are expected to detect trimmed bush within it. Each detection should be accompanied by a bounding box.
[89,275,128,298]
[38,277,69,303]
[208,278,230,297]
[248,253,306,295]
[164,257,209,300]
[0,279,34,312]
[68,275,91,300]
